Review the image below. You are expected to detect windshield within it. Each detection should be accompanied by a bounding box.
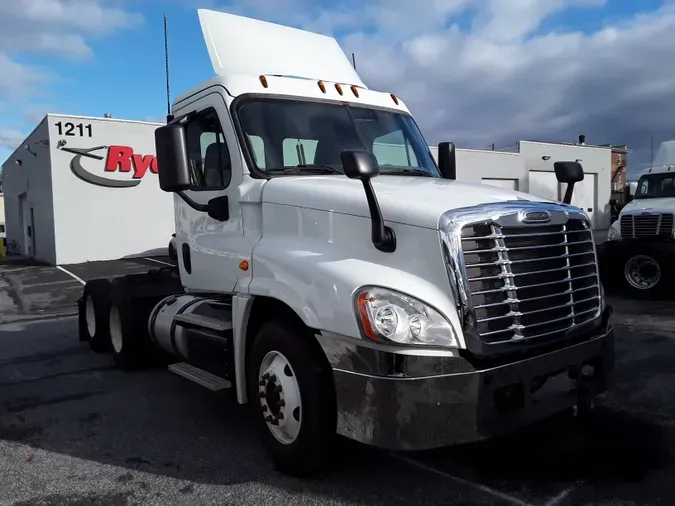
[634,172,675,199]
[235,98,441,177]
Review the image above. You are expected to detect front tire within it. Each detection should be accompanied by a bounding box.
[619,247,672,299]
[247,319,337,477]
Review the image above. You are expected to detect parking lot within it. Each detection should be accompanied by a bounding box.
[0,256,674,505]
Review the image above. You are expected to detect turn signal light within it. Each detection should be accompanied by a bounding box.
[390,93,399,105]
[259,75,268,88]
[317,80,326,93]
[335,83,343,95]
[351,85,359,98]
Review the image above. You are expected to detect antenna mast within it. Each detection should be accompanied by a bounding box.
[352,52,356,70]
[164,12,173,123]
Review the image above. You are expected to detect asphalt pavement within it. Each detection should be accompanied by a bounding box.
[0,256,674,505]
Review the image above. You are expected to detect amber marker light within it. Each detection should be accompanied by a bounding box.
[356,292,379,341]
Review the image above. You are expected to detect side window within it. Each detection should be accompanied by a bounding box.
[372,130,418,167]
[282,138,318,165]
[184,108,232,190]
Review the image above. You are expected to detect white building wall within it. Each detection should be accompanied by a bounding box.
[47,114,175,265]
[429,141,612,230]
[1,119,57,263]
[518,141,612,230]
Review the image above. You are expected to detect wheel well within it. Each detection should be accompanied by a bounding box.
[245,296,316,357]
[243,296,335,400]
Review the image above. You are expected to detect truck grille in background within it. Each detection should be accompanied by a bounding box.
[460,219,600,344]
[620,213,674,239]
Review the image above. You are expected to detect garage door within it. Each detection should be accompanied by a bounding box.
[528,171,560,201]
[481,178,519,191]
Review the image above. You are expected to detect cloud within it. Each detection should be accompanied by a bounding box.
[0,129,27,151]
[0,1,143,155]
[217,0,675,176]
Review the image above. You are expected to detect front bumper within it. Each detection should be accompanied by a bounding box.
[317,325,615,451]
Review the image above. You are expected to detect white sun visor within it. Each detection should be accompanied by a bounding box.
[197,9,366,88]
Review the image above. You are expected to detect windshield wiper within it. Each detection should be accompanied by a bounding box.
[266,164,343,175]
[381,169,433,177]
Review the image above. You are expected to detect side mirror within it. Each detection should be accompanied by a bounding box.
[155,124,192,192]
[437,141,456,180]
[340,149,395,253]
[623,185,634,203]
[342,149,380,180]
[554,161,584,204]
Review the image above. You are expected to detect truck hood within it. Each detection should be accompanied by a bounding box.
[621,197,675,214]
[261,175,553,229]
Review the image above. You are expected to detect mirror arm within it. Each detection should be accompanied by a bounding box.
[562,183,575,204]
[361,180,396,252]
[177,191,208,212]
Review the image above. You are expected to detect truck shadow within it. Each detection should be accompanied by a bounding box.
[0,317,672,504]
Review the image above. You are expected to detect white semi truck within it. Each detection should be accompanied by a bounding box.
[78,9,615,476]
[602,163,675,298]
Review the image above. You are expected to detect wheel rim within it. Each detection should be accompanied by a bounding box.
[85,295,96,337]
[257,350,302,445]
[109,305,123,353]
[625,255,661,290]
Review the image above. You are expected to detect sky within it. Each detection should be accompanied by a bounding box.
[0,0,674,178]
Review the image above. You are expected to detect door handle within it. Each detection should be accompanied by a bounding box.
[587,208,593,212]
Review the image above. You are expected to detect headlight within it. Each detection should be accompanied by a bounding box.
[354,287,457,348]
[607,222,621,241]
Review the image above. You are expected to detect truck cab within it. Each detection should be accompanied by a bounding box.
[79,9,615,477]
[603,164,675,297]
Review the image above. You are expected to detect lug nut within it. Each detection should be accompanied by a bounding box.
[273,385,282,393]
[257,392,266,399]
[265,415,273,422]
[258,379,265,386]
[260,405,267,412]
[262,373,270,380]
[278,399,285,407]
[276,412,284,420]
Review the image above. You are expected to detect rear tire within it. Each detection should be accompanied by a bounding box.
[247,318,337,477]
[108,276,168,371]
[78,279,113,353]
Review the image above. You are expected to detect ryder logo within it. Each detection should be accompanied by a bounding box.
[58,144,158,188]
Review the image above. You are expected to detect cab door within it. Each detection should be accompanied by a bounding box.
[173,92,247,294]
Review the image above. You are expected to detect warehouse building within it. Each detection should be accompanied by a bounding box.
[1,114,174,265]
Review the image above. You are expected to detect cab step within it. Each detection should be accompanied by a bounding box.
[168,362,232,391]
[173,313,232,332]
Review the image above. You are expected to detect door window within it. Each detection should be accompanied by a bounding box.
[184,108,232,190]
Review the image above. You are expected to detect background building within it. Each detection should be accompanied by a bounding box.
[1,114,174,265]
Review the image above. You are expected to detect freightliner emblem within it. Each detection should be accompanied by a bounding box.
[521,210,551,224]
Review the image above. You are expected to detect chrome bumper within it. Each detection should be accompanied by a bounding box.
[316,326,615,451]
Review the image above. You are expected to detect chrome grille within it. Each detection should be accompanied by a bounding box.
[620,213,674,239]
[460,219,600,344]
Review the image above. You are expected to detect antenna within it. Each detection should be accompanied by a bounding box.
[164,12,173,123]
[352,52,356,70]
